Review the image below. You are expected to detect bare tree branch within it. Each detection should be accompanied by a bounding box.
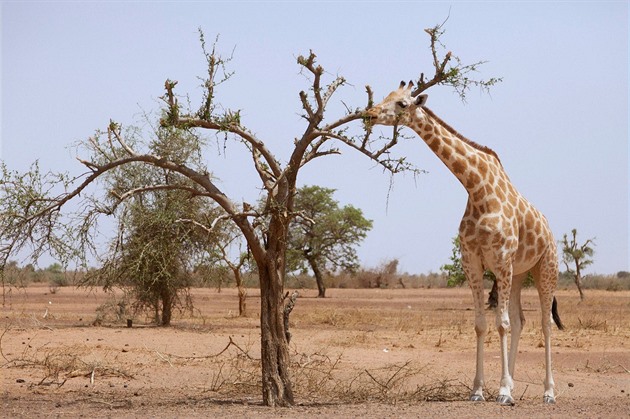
[108,121,137,157]
[411,23,502,100]
[113,184,208,201]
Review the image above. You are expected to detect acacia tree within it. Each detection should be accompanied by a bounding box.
[287,185,372,298]
[561,228,595,301]
[1,26,497,406]
[82,126,231,326]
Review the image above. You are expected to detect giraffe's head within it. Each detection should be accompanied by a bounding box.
[364,81,428,127]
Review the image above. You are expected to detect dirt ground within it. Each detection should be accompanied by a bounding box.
[1,284,628,418]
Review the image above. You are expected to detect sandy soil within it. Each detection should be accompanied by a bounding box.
[1,284,628,418]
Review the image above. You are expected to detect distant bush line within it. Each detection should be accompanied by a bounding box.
[3,261,629,292]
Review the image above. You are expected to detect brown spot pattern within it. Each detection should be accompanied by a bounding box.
[369,85,560,402]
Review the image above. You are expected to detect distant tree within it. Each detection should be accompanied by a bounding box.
[45,262,69,288]
[617,271,630,279]
[1,261,22,304]
[286,186,372,298]
[561,228,595,301]
[441,236,467,287]
[223,249,250,317]
[203,232,251,316]
[83,127,230,326]
[373,258,399,289]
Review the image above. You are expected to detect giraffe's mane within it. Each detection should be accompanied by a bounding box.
[421,106,502,165]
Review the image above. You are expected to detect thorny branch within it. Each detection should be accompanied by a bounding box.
[412,20,502,100]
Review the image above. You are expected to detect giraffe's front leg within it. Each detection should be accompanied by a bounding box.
[464,265,487,402]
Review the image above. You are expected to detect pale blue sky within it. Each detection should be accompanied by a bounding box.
[2,1,628,274]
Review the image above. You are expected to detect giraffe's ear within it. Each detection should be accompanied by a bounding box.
[414,94,428,106]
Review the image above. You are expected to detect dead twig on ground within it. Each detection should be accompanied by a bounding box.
[154,336,256,361]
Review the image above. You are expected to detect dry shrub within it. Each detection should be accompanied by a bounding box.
[577,317,609,331]
[148,336,262,397]
[93,294,131,326]
[200,354,260,396]
[291,352,469,403]
[149,341,471,403]
[3,343,133,387]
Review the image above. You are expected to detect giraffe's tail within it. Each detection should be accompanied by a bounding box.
[552,296,564,330]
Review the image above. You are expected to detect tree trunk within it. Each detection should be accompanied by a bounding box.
[161,285,172,326]
[258,261,294,406]
[307,256,326,298]
[234,269,247,316]
[238,286,247,317]
[574,260,585,301]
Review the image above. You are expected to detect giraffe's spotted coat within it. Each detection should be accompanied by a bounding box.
[365,82,560,404]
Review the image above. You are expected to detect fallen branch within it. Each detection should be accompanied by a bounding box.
[153,336,256,361]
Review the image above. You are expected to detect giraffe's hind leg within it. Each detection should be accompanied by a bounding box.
[493,264,515,406]
[508,273,527,377]
[532,247,559,404]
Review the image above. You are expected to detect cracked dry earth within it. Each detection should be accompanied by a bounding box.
[1,285,629,418]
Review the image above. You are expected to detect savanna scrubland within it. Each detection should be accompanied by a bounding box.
[1,275,628,418]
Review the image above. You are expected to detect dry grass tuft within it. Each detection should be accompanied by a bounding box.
[577,317,608,331]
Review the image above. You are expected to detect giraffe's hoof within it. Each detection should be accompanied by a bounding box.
[469,394,485,402]
[496,394,515,406]
[543,395,556,404]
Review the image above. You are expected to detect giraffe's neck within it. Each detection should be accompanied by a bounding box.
[408,107,504,197]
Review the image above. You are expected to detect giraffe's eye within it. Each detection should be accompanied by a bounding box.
[396,101,408,109]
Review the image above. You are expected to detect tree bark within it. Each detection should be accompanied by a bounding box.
[258,260,294,407]
[161,284,172,326]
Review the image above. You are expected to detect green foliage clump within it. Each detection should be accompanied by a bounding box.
[83,126,230,326]
[441,236,466,288]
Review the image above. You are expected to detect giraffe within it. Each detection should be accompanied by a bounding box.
[365,81,563,405]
